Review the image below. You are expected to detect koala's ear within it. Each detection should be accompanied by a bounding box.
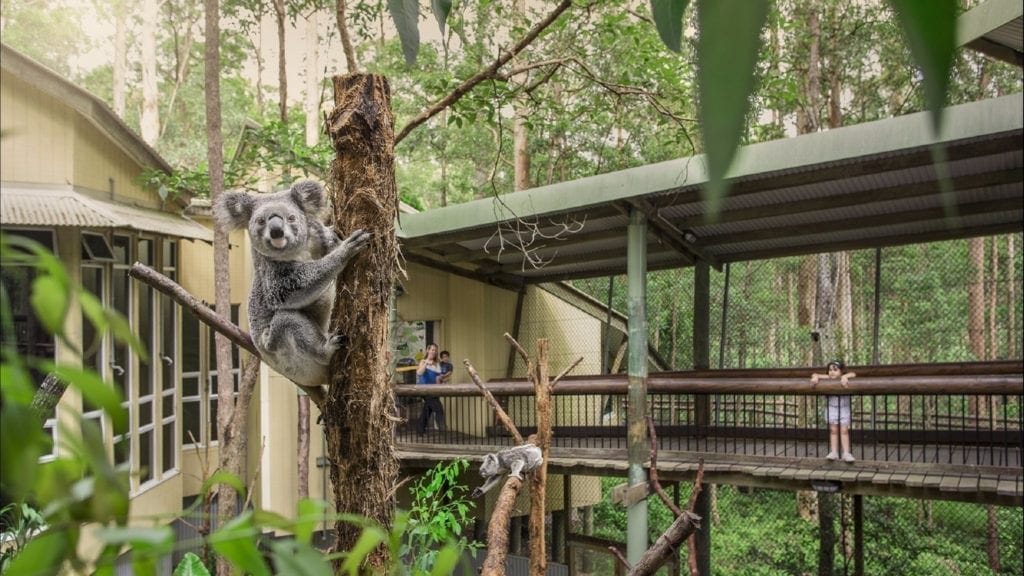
[214,191,256,229]
[290,180,325,215]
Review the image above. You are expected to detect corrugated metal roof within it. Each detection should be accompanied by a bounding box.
[398,94,1023,289]
[0,186,213,242]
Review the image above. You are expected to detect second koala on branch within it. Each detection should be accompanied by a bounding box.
[471,443,544,498]
[214,181,371,402]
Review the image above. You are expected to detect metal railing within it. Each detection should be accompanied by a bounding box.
[393,367,1023,470]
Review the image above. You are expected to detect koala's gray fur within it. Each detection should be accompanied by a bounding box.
[470,443,543,498]
[213,181,371,400]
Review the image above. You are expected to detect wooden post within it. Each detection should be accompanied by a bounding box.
[818,491,836,576]
[854,495,864,576]
[692,260,712,576]
[530,339,552,576]
[324,73,400,565]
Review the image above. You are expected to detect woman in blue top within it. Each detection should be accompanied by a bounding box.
[416,343,446,434]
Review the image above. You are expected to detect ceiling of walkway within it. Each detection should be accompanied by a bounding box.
[397,93,1023,290]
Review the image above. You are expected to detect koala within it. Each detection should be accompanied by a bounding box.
[213,181,371,402]
[470,443,543,498]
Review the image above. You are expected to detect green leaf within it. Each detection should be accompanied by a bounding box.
[270,540,332,576]
[696,0,769,218]
[650,0,690,53]
[31,275,69,337]
[295,498,328,544]
[432,0,453,39]
[888,0,957,134]
[79,289,109,336]
[48,362,127,435]
[388,0,420,65]
[0,402,45,497]
[340,527,386,576]
[200,470,247,501]
[173,553,212,576]
[428,545,460,576]
[5,529,72,576]
[210,512,270,576]
[107,307,148,364]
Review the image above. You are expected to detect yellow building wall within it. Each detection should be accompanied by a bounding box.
[72,116,155,205]
[0,72,73,185]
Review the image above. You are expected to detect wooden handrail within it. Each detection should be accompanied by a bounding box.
[393,374,1024,397]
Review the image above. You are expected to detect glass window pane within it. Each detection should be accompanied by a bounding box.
[81,267,104,375]
[163,392,175,419]
[139,430,153,483]
[137,239,153,266]
[112,235,131,266]
[183,375,199,399]
[209,400,218,442]
[138,284,153,397]
[162,422,176,473]
[182,402,201,445]
[163,239,177,269]
[139,400,153,428]
[182,313,200,373]
[114,435,131,466]
[162,295,177,393]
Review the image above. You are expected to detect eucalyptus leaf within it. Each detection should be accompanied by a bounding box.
[696,0,769,218]
[388,0,421,65]
[888,0,957,134]
[295,498,328,544]
[270,540,332,576]
[5,529,72,576]
[650,0,690,53]
[30,275,69,337]
[432,0,453,39]
[210,512,270,576]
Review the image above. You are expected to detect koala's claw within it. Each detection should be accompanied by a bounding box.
[342,229,372,253]
[327,333,348,350]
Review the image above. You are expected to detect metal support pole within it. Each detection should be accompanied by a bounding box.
[693,260,712,576]
[626,208,649,566]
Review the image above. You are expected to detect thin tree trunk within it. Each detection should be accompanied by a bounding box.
[818,492,835,576]
[987,504,1002,572]
[512,0,531,193]
[304,11,321,147]
[112,0,128,117]
[529,339,552,576]
[335,0,358,73]
[273,0,287,123]
[141,0,160,145]
[325,74,399,567]
[297,392,310,499]
[989,236,999,361]
[1009,236,1017,356]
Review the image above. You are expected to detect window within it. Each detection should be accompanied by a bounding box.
[208,305,241,444]
[81,262,106,438]
[111,235,133,469]
[181,311,203,447]
[0,229,58,459]
[137,238,156,485]
[160,240,179,474]
[81,232,115,262]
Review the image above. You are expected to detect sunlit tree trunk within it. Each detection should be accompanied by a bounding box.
[969,238,986,362]
[511,0,531,192]
[335,0,358,73]
[141,0,160,145]
[1009,236,1017,356]
[112,0,128,117]
[304,11,321,147]
[273,0,287,123]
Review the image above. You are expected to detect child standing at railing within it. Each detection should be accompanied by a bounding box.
[811,360,858,462]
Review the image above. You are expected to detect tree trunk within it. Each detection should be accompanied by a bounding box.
[335,0,358,73]
[988,237,999,361]
[304,11,320,148]
[273,0,287,123]
[141,0,160,145]
[817,492,835,576]
[529,340,552,576]
[1010,236,1017,357]
[986,504,1001,572]
[325,74,399,567]
[112,0,128,117]
[512,0,531,193]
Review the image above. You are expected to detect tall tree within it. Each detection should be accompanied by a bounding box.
[111,0,129,117]
[141,0,160,145]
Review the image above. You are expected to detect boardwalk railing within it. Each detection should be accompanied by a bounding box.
[394,365,1023,470]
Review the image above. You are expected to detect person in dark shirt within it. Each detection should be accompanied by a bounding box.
[439,350,454,383]
[415,343,446,434]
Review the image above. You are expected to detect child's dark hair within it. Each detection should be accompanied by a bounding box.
[440,350,450,358]
[826,359,846,372]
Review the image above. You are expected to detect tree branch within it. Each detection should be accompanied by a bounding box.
[550,356,584,390]
[394,0,574,144]
[464,359,524,444]
[129,263,259,357]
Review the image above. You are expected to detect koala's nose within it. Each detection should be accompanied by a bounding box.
[268,216,285,239]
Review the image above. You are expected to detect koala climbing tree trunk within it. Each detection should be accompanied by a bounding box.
[324,73,400,567]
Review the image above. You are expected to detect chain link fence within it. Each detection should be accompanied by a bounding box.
[500,233,1023,575]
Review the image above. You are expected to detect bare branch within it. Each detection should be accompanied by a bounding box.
[129,263,258,357]
[464,359,524,444]
[395,0,574,143]
[609,546,631,571]
[504,332,531,367]
[550,356,584,390]
[647,417,683,517]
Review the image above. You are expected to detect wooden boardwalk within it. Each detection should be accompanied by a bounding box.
[396,433,1023,506]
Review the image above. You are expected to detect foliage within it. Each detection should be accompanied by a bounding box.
[401,459,481,574]
[0,502,46,573]
[173,553,212,576]
[591,481,1024,576]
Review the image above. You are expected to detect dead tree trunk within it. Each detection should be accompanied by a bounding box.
[324,73,400,567]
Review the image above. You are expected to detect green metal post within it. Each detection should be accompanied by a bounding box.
[693,260,712,576]
[626,208,649,566]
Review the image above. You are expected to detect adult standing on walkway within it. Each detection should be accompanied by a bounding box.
[416,343,446,434]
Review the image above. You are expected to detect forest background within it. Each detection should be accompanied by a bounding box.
[2,0,1023,574]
